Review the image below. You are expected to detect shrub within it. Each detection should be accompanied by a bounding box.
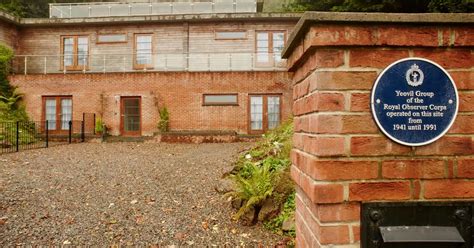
[0,44,14,97]
[264,191,296,237]
[95,117,104,134]
[227,119,295,231]
[158,106,170,132]
[227,162,278,222]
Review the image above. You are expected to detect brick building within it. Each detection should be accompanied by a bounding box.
[0,1,300,136]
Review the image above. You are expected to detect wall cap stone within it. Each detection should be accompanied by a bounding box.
[282,11,474,58]
[17,12,302,27]
[0,9,20,25]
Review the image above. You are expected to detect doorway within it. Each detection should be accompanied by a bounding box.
[120,97,141,136]
[248,94,281,134]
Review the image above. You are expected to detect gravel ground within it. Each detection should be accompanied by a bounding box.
[0,143,284,246]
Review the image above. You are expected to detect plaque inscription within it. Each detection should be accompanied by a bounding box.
[371,58,459,146]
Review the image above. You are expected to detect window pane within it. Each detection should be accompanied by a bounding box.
[137,35,152,43]
[204,94,238,105]
[78,37,88,45]
[273,32,285,61]
[215,31,246,39]
[61,98,72,130]
[78,38,88,66]
[45,99,56,130]
[250,96,263,130]
[257,32,268,41]
[98,34,127,43]
[136,35,152,65]
[257,32,270,63]
[267,96,280,130]
[63,38,74,66]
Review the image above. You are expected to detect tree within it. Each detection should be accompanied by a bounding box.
[285,0,474,13]
[0,0,114,18]
[0,44,14,97]
[0,44,28,121]
[428,0,474,12]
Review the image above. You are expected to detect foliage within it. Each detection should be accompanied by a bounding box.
[95,116,104,134]
[0,44,28,123]
[228,119,294,233]
[0,44,14,97]
[0,0,114,18]
[0,120,39,146]
[428,0,474,12]
[0,0,472,18]
[0,89,27,121]
[285,0,474,13]
[227,162,277,220]
[158,106,170,133]
[264,191,296,237]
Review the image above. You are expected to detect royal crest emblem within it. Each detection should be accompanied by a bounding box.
[406,64,424,87]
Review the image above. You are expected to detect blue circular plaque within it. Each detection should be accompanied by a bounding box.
[371,58,459,146]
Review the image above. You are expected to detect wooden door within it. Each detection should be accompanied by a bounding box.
[120,97,141,136]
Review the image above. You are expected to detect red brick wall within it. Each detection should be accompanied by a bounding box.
[288,21,474,247]
[9,71,292,136]
[0,19,18,49]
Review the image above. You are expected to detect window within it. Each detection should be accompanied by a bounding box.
[256,31,285,65]
[61,36,89,70]
[134,34,153,69]
[42,96,72,132]
[215,31,247,40]
[203,94,238,106]
[97,34,127,44]
[249,95,281,133]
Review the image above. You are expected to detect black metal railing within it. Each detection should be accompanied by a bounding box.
[0,115,97,154]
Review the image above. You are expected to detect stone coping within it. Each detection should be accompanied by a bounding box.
[282,11,474,58]
[1,12,302,27]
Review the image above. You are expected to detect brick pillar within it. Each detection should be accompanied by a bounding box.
[283,12,474,247]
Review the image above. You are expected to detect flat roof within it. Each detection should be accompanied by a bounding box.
[4,12,301,27]
[282,11,474,58]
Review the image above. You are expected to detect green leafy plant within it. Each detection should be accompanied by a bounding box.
[0,88,23,109]
[158,106,170,132]
[95,117,104,134]
[227,119,294,227]
[0,44,14,97]
[0,44,29,123]
[264,191,296,237]
[227,162,277,223]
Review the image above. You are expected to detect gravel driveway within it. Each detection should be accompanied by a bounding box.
[0,143,283,246]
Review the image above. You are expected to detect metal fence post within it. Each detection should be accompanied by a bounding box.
[68,120,72,144]
[16,121,19,152]
[93,113,96,135]
[45,120,49,148]
[81,121,85,143]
